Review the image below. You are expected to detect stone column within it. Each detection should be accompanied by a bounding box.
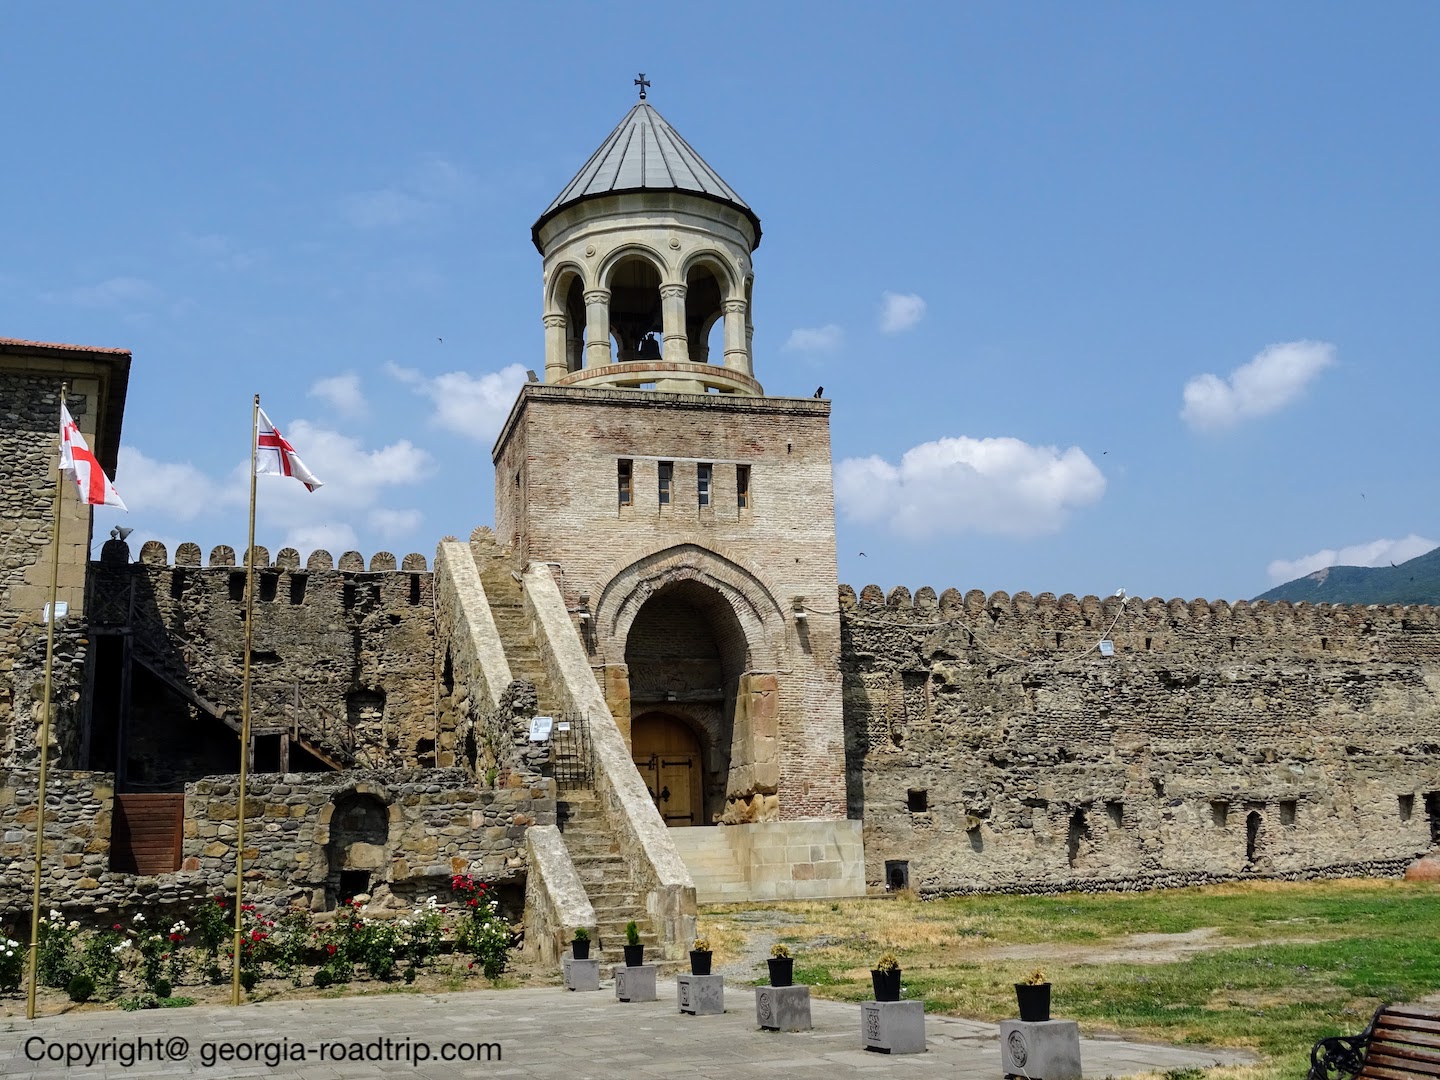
[543,313,567,382]
[583,289,611,368]
[723,298,749,373]
[660,283,689,363]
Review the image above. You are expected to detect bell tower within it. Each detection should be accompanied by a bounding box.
[531,88,760,395]
[494,84,858,886]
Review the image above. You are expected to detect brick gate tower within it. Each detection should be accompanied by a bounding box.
[493,89,863,899]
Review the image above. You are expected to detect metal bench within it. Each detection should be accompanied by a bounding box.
[1309,1004,1440,1080]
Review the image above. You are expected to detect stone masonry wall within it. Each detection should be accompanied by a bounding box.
[0,766,551,920]
[0,374,102,761]
[183,768,553,913]
[0,771,121,921]
[79,543,437,778]
[845,585,1440,895]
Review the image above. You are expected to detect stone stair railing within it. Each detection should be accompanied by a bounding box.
[522,824,596,965]
[521,562,696,960]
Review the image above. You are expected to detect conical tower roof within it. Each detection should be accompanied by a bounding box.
[532,101,761,251]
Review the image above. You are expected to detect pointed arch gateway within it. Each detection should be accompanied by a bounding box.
[597,545,785,826]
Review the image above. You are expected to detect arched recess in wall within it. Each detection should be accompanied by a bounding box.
[624,581,752,826]
[594,542,784,670]
[326,790,390,907]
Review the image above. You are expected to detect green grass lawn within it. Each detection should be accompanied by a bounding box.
[703,879,1440,1080]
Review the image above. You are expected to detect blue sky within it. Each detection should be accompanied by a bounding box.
[5,3,1438,601]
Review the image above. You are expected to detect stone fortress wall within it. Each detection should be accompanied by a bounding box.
[84,539,439,781]
[0,766,550,921]
[841,582,1440,895]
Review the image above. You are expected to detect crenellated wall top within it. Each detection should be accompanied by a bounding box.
[837,582,1440,630]
[119,541,432,574]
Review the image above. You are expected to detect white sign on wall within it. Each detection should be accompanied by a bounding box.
[529,716,554,742]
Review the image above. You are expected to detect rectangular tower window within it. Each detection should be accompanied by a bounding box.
[697,463,712,507]
[617,458,633,506]
[736,464,751,509]
[658,461,673,506]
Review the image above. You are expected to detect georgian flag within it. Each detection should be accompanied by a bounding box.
[60,402,127,509]
[256,408,322,492]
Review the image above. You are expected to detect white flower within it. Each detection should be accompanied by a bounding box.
[49,909,62,922]
[67,921,79,931]
[111,940,132,954]
[170,921,189,935]
[132,912,145,924]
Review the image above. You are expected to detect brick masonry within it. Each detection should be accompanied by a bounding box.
[493,385,847,822]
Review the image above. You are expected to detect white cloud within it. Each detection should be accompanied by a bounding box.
[783,325,844,352]
[836,435,1106,539]
[42,276,163,310]
[386,362,527,441]
[879,292,926,334]
[341,189,430,229]
[309,373,368,418]
[112,446,236,521]
[369,507,423,539]
[105,420,432,560]
[1266,534,1438,584]
[1181,340,1336,431]
[339,156,472,229]
[283,522,361,556]
[177,232,261,271]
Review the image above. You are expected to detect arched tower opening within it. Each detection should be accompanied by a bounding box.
[607,254,664,363]
[623,579,751,825]
[684,262,726,365]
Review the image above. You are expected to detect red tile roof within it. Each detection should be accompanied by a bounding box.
[0,336,132,356]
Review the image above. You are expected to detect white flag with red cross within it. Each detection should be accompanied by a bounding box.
[255,408,323,492]
[60,402,127,509]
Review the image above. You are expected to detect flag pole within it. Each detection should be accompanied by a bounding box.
[231,393,259,1006]
[26,382,68,1021]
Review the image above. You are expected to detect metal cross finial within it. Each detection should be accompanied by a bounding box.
[634,73,650,100]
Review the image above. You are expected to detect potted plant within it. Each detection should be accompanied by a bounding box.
[690,935,713,976]
[767,943,794,987]
[623,920,644,967]
[1015,968,1050,1022]
[871,951,901,1001]
[571,926,590,960]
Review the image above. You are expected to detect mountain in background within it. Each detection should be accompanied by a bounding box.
[1256,545,1440,605]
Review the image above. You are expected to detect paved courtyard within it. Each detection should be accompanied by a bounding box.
[0,977,1255,1079]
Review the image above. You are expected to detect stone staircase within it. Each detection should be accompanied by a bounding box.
[558,788,660,966]
[466,541,674,966]
[476,555,564,718]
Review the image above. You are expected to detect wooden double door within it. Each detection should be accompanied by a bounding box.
[632,713,703,827]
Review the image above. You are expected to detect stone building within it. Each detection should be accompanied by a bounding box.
[2,95,1439,967]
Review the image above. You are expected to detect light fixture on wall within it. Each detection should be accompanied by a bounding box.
[110,525,133,541]
[793,597,808,622]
